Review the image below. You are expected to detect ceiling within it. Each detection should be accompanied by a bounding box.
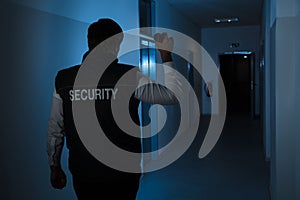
[167,0,264,28]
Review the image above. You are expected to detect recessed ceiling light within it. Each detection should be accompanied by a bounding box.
[214,17,239,23]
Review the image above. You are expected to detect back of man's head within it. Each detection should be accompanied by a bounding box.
[87,18,123,50]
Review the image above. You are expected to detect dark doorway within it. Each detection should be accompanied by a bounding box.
[219,53,254,117]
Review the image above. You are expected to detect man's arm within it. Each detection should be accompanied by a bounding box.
[134,32,182,105]
[134,62,181,105]
[46,89,67,189]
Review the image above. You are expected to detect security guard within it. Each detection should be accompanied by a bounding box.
[47,18,178,200]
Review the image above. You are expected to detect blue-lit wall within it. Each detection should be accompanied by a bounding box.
[154,0,202,151]
[0,0,138,199]
[295,2,300,200]
[268,0,300,199]
[135,2,202,199]
[262,0,272,162]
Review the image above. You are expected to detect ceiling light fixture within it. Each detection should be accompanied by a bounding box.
[214,17,239,23]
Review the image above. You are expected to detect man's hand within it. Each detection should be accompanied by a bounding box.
[154,32,174,62]
[50,166,67,189]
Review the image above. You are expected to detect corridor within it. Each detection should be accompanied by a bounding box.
[136,115,270,200]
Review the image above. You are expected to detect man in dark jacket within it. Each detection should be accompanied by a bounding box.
[47,18,178,200]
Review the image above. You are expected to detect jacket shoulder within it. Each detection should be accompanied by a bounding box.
[116,63,138,71]
[55,65,80,91]
[56,65,80,78]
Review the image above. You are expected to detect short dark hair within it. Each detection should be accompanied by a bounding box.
[87,18,123,50]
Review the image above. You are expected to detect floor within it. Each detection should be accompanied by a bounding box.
[136,114,270,200]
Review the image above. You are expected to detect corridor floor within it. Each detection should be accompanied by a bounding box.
[136,115,270,200]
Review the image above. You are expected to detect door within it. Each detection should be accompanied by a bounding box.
[219,53,254,117]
